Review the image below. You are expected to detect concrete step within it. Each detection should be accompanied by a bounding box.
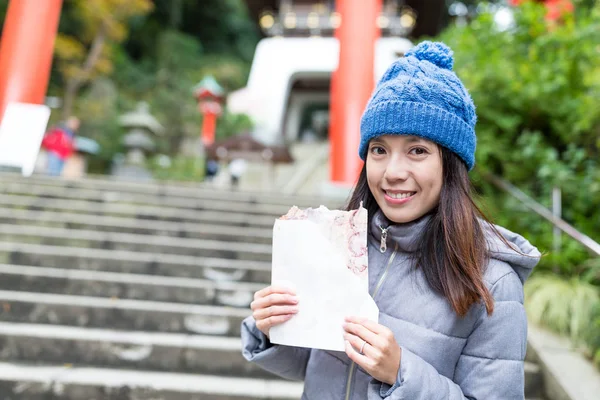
[0,323,542,390]
[0,224,272,261]
[0,290,249,336]
[0,242,271,283]
[0,181,297,216]
[0,363,543,400]
[0,264,263,307]
[0,171,330,207]
[0,207,273,244]
[0,322,274,378]
[0,327,542,399]
[0,321,545,399]
[0,194,277,228]
[0,361,302,399]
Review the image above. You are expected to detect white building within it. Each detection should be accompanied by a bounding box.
[227,36,413,146]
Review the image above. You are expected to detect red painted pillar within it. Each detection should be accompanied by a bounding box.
[329,0,381,185]
[0,0,63,121]
[199,100,222,147]
[201,111,218,146]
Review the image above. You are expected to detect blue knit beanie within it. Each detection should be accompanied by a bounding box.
[359,41,477,170]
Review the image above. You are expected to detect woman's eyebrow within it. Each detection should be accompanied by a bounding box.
[406,136,427,144]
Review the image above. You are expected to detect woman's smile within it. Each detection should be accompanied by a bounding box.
[383,190,417,205]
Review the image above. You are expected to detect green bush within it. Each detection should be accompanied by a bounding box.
[438,1,600,366]
[214,110,254,140]
[147,155,205,182]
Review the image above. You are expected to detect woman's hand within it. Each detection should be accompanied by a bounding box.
[343,316,402,386]
[250,286,299,338]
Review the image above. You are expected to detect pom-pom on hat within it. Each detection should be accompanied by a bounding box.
[359,41,477,170]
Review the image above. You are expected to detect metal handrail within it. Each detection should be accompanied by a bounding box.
[483,172,600,257]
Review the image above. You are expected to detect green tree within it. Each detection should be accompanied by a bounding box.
[150,30,203,153]
[122,0,259,68]
[54,0,153,119]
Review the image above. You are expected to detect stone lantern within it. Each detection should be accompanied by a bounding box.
[193,76,224,147]
[114,102,164,181]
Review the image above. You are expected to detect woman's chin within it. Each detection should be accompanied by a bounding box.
[381,209,418,224]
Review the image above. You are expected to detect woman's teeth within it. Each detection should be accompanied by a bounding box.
[387,192,415,199]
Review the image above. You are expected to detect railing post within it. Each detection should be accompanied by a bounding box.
[552,186,562,272]
[552,187,562,252]
[483,172,600,257]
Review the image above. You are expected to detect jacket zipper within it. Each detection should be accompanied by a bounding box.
[379,226,388,253]
[343,240,399,400]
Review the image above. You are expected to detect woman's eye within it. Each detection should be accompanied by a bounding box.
[410,147,428,156]
[370,146,386,155]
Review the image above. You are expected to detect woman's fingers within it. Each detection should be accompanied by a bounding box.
[256,314,295,333]
[345,316,385,334]
[253,285,296,301]
[344,338,371,367]
[343,320,383,349]
[253,304,299,321]
[251,286,298,338]
[343,332,376,358]
[250,292,298,311]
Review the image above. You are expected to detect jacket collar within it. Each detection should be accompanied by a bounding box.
[369,209,432,253]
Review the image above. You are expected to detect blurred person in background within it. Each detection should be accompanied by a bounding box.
[42,116,80,176]
[228,158,247,189]
[205,158,220,182]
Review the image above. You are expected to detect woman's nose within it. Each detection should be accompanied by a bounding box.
[383,159,410,182]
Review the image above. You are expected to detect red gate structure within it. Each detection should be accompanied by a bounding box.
[0,0,63,120]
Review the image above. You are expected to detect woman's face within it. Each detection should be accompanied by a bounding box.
[366,135,443,224]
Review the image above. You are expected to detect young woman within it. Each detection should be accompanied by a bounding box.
[241,41,541,400]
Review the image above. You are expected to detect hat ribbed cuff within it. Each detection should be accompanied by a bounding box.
[359,100,476,170]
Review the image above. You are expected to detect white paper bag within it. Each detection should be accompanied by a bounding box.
[269,205,378,352]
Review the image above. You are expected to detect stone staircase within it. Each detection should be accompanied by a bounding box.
[0,173,545,399]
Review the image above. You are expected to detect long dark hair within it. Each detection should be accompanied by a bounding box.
[346,148,496,317]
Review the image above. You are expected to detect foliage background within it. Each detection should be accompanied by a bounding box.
[439,0,600,366]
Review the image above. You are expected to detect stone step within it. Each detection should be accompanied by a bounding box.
[0,207,273,244]
[0,362,543,400]
[0,329,542,400]
[0,361,302,399]
[0,321,545,395]
[0,242,272,283]
[0,322,274,378]
[0,224,272,261]
[0,181,297,216]
[0,194,277,228]
[0,171,329,207]
[0,264,263,307]
[0,290,249,336]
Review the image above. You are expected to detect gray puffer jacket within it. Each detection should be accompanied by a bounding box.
[241,211,541,399]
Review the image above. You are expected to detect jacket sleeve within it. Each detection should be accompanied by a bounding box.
[368,271,527,399]
[241,316,311,381]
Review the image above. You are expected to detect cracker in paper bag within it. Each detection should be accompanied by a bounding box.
[269,204,378,352]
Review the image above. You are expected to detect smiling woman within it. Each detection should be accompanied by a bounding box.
[241,41,542,400]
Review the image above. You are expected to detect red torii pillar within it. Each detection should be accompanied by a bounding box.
[329,0,382,186]
[0,0,63,121]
